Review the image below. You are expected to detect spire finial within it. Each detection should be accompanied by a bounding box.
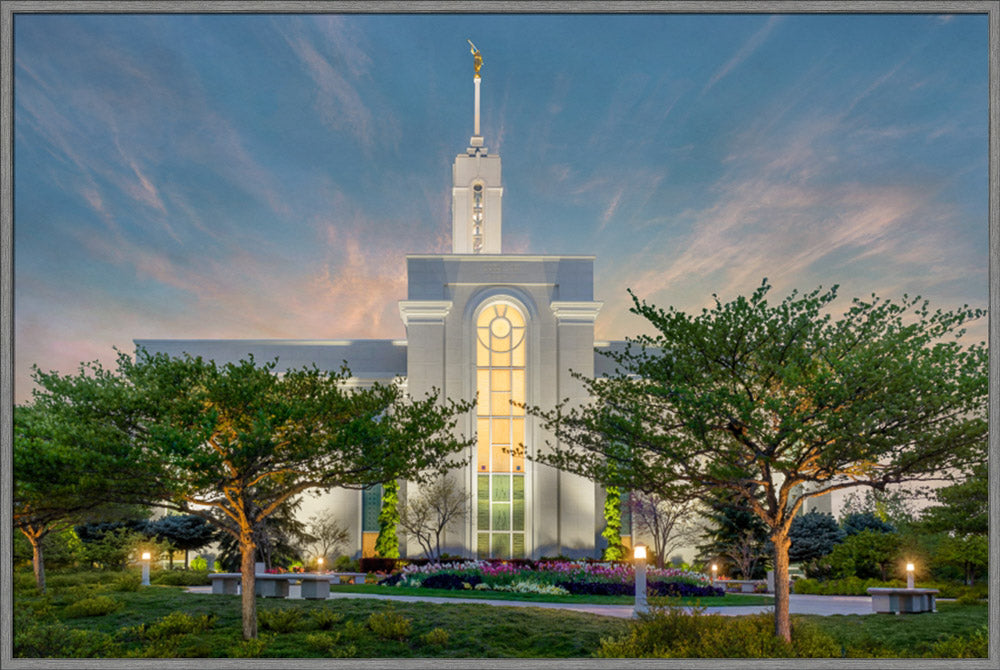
[468,39,483,79]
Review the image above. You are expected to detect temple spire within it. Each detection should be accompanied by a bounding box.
[452,40,502,254]
[468,40,484,148]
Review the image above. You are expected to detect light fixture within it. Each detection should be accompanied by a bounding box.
[140,552,151,586]
[633,544,648,617]
[906,562,915,589]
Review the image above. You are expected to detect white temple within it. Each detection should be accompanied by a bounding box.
[136,44,629,560]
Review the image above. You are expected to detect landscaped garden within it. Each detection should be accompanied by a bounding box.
[12,567,988,658]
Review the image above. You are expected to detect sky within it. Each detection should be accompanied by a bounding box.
[12,11,989,404]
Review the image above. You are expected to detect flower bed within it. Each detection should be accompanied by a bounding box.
[377,560,723,598]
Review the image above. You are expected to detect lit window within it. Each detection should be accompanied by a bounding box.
[476,302,526,557]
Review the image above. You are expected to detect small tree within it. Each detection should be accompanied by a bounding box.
[398,475,470,559]
[374,480,401,559]
[825,528,901,580]
[919,464,988,586]
[14,397,154,592]
[147,514,216,568]
[788,511,844,563]
[305,510,351,567]
[697,488,770,579]
[630,491,699,569]
[528,281,986,642]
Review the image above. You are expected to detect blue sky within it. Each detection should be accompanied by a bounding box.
[13,12,989,403]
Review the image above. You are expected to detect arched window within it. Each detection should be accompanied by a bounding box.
[475,302,526,558]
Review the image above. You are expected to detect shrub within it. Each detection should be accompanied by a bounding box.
[957,591,980,605]
[112,573,142,592]
[367,608,412,640]
[189,556,208,571]
[63,595,122,618]
[257,606,303,633]
[151,569,210,586]
[422,627,450,648]
[596,605,839,658]
[333,555,360,572]
[304,631,357,657]
[14,621,119,658]
[227,633,273,658]
[923,626,988,658]
[145,611,217,640]
[309,609,345,630]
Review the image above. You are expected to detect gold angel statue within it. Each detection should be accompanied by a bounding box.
[468,39,483,76]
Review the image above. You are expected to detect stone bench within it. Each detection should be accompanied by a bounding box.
[718,579,764,593]
[209,572,342,599]
[867,587,939,614]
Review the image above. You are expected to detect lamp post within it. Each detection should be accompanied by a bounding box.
[711,563,718,586]
[141,552,151,586]
[906,562,915,589]
[317,556,325,573]
[633,544,648,617]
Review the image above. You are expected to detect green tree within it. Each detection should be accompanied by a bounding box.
[14,390,154,592]
[697,487,770,579]
[375,480,401,559]
[788,511,844,563]
[30,350,473,639]
[146,514,216,568]
[528,281,986,642]
[825,528,902,580]
[919,464,988,585]
[919,463,988,537]
[840,512,895,537]
[932,533,987,586]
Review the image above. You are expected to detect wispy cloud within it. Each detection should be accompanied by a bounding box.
[701,16,782,96]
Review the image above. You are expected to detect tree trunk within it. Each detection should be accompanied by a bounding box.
[771,531,792,643]
[23,528,47,593]
[184,549,189,569]
[240,534,258,640]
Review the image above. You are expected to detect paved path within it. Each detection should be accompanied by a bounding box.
[187,586,874,618]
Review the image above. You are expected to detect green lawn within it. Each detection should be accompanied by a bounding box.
[329,582,776,606]
[12,570,988,658]
[795,602,990,658]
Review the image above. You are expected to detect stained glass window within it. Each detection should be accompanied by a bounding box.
[475,302,527,558]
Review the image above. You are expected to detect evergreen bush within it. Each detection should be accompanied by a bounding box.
[257,607,303,633]
[596,606,839,658]
[63,595,122,618]
[367,607,412,640]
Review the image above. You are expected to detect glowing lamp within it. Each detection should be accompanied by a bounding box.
[906,562,915,589]
[140,552,151,586]
[633,545,648,616]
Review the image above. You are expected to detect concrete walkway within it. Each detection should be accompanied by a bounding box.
[186,585,874,618]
